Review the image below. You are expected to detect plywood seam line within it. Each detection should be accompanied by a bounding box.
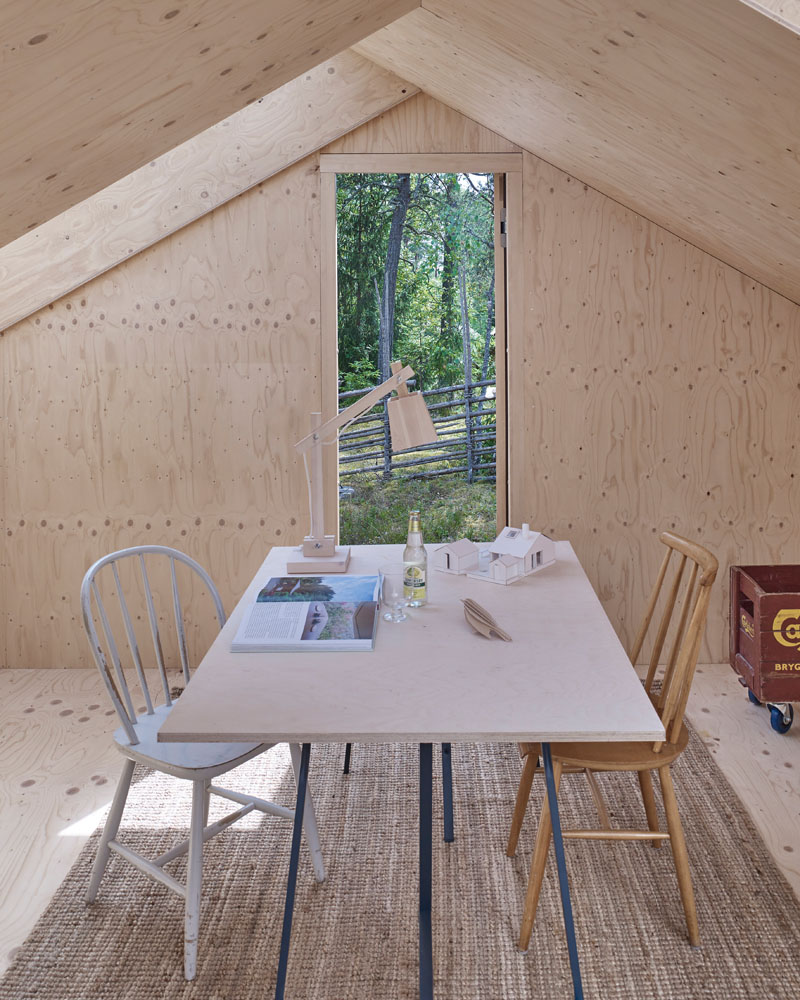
[0,52,418,333]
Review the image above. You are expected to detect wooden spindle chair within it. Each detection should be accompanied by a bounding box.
[80,545,326,979]
[506,531,718,952]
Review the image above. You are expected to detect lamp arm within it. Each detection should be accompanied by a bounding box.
[294,364,415,454]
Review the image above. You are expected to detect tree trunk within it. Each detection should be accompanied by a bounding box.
[439,176,460,369]
[377,173,412,382]
[482,261,495,382]
[459,260,474,483]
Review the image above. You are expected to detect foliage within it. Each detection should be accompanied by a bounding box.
[336,173,496,392]
[339,357,381,392]
[339,474,497,546]
[336,173,498,533]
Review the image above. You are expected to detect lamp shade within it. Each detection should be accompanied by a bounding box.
[387,391,438,452]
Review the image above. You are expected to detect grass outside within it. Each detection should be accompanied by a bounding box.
[339,473,497,545]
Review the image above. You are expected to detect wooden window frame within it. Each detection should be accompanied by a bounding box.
[319,152,523,537]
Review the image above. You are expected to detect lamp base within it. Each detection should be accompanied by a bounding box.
[286,545,351,574]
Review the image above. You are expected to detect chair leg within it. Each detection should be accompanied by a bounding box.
[343,742,352,774]
[519,758,561,951]
[658,765,700,947]
[289,743,326,882]
[184,779,206,980]
[507,752,537,857]
[86,757,136,902]
[202,779,211,829]
[638,769,662,848]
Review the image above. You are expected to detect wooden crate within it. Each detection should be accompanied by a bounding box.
[730,565,800,703]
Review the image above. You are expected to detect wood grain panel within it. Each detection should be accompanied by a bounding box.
[0,0,416,247]
[0,52,416,334]
[1,157,322,668]
[358,0,800,304]
[0,669,121,970]
[324,91,519,154]
[686,662,800,900]
[516,152,800,661]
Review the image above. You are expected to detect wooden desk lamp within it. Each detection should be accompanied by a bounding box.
[288,361,437,574]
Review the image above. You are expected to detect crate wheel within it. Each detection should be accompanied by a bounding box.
[747,689,762,706]
[769,704,794,735]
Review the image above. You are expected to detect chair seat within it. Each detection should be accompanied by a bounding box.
[114,703,270,780]
[546,722,689,772]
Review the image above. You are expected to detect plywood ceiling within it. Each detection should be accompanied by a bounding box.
[0,0,417,247]
[0,52,415,333]
[356,0,800,303]
[745,0,800,28]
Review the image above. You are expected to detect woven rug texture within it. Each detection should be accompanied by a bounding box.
[2,732,799,999]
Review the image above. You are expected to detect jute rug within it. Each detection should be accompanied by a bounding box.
[3,732,799,999]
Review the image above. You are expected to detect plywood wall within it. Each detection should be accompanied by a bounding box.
[514,152,800,661]
[323,91,520,155]
[2,89,798,667]
[0,92,519,669]
[1,158,322,668]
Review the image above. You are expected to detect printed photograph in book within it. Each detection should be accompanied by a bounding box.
[234,576,380,647]
[257,575,379,639]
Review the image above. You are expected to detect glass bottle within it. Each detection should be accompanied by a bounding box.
[403,510,427,607]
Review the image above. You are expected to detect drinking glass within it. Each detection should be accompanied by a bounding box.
[380,564,407,623]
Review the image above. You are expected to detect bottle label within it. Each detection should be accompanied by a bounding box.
[404,565,426,599]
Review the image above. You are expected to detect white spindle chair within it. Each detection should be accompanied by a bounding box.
[80,545,325,980]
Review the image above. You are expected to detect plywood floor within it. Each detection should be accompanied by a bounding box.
[1,664,798,975]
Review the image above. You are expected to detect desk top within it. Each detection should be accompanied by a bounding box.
[159,542,664,744]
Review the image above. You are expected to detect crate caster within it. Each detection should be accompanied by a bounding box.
[747,688,762,707]
[768,703,794,735]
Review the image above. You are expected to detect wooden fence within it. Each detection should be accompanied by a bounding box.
[338,378,497,484]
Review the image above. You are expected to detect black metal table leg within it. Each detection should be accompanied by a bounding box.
[541,742,583,1000]
[441,743,454,843]
[343,742,352,774]
[275,742,311,1000]
[419,742,434,1000]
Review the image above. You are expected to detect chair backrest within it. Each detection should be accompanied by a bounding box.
[628,531,718,748]
[80,545,226,745]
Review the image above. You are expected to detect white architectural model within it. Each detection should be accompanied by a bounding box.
[433,538,480,575]
[467,524,555,585]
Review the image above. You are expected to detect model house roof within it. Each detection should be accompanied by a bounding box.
[495,554,520,568]
[490,527,547,559]
[438,539,478,557]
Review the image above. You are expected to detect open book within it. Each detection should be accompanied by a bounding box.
[231,575,380,652]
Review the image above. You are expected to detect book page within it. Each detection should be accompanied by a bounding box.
[239,601,308,641]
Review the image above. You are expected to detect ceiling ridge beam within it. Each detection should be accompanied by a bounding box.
[0,51,417,333]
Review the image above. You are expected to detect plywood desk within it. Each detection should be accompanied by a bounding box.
[160,542,664,999]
